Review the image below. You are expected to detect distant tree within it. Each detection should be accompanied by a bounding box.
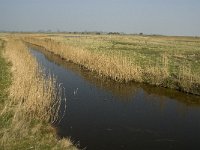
[95,32,101,35]
[108,32,120,35]
[139,32,143,35]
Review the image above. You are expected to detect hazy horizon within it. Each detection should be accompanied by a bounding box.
[0,0,200,36]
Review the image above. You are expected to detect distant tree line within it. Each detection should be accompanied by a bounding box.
[2,30,196,37]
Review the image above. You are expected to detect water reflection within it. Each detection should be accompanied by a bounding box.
[29,44,200,106]
[29,44,200,150]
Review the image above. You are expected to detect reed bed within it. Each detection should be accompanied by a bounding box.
[22,35,200,95]
[23,37,162,83]
[0,38,76,149]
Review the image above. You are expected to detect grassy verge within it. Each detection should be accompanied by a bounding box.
[0,38,77,149]
[0,39,12,129]
[22,34,200,95]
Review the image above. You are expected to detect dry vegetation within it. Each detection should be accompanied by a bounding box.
[0,33,199,148]
[21,34,200,95]
[0,38,77,149]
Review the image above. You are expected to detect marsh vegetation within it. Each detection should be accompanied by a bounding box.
[0,37,77,149]
[22,34,200,95]
[0,33,200,149]
[30,42,200,150]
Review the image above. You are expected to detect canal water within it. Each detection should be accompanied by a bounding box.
[29,46,200,150]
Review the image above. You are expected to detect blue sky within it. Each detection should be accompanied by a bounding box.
[0,0,200,36]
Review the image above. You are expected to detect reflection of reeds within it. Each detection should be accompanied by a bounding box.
[0,39,76,149]
[29,44,139,100]
[30,44,200,106]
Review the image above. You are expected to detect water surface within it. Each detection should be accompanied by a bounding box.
[30,46,200,150]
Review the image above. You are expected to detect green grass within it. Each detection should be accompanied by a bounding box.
[46,34,200,94]
[0,39,12,127]
[61,35,200,72]
[0,39,15,148]
[49,35,200,72]
[21,33,200,94]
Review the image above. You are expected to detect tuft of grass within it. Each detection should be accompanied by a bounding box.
[0,39,12,130]
[0,38,77,150]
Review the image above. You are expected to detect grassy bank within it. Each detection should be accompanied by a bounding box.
[22,34,200,95]
[0,39,11,125]
[0,38,77,149]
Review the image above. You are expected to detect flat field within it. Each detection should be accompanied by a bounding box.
[21,33,200,95]
[50,34,200,73]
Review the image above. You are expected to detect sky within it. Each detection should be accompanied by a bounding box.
[0,0,200,36]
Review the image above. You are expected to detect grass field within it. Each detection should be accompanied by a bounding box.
[21,33,200,95]
[1,33,199,149]
[0,38,77,149]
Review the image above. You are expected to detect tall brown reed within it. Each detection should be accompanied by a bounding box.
[23,36,170,84]
[23,37,144,82]
[0,39,75,149]
[22,36,200,95]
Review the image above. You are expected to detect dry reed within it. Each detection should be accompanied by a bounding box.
[23,37,170,84]
[0,38,76,149]
[22,36,200,95]
[23,37,144,82]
